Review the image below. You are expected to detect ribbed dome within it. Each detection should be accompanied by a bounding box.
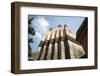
[32,25,85,60]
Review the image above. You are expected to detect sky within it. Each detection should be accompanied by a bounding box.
[28,15,85,52]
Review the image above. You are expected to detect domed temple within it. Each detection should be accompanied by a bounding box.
[31,17,88,60]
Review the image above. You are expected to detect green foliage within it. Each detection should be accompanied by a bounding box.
[28,26,35,36]
[28,18,36,59]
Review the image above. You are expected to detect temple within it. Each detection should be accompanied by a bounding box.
[31,18,88,60]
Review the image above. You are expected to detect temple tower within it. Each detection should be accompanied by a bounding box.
[32,24,86,60]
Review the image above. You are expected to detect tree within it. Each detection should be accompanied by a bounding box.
[28,18,35,60]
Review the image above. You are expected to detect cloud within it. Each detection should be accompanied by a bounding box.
[29,31,42,42]
[31,16,49,35]
[30,32,42,52]
[34,16,49,27]
[29,16,50,52]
